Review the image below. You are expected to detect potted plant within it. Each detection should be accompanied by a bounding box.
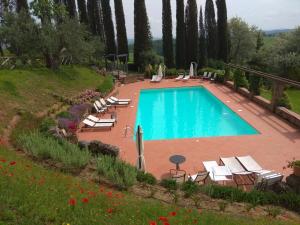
[286,158,300,177]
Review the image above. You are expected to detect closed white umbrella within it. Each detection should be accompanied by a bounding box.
[136,125,146,171]
[189,63,194,77]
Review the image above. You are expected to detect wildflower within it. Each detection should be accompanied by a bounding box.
[0,159,6,163]
[158,216,168,222]
[107,208,113,214]
[82,198,89,203]
[169,211,177,216]
[193,219,198,224]
[106,191,113,198]
[149,221,157,225]
[9,161,16,166]
[163,222,170,225]
[68,198,76,206]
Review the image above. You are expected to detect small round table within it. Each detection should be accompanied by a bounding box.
[169,155,186,170]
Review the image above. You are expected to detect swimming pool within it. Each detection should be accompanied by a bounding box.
[135,86,259,141]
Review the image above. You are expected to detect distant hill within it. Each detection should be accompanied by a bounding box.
[263,29,294,36]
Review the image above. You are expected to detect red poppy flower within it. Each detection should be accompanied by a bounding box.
[0,159,6,163]
[9,161,16,166]
[169,211,177,216]
[163,222,170,225]
[82,198,89,203]
[68,198,76,206]
[193,219,198,224]
[149,221,157,225]
[106,191,113,197]
[107,208,113,213]
[159,216,168,222]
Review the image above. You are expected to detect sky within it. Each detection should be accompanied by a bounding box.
[110,0,300,38]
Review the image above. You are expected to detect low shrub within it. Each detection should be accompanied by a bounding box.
[136,170,157,185]
[39,117,56,134]
[265,206,281,218]
[56,111,72,119]
[277,92,292,109]
[96,75,114,95]
[200,184,300,213]
[181,180,200,198]
[160,179,178,191]
[18,131,91,170]
[96,155,137,190]
[233,69,248,90]
[82,140,119,158]
[165,68,177,77]
[249,75,261,95]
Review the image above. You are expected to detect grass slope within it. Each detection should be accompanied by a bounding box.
[0,66,104,134]
[0,146,298,225]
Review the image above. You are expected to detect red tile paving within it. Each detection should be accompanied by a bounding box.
[77,79,300,179]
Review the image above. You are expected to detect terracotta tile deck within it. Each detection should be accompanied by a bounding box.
[77,80,300,179]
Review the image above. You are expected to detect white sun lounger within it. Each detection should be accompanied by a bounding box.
[202,72,208,79]
[106,98,129,106]
[255,171,283,190]
[211,73,217,81]
[100,98,112,108]
[110,96,131,103]
[155,75,163,82]
[203,161,232,182]
[175,74,184,81]
[95,100,107,111]
[236,156,271,174]
[150,75,158,82]
[220,157,253,175]
[182,75,190,81]
[203,72,212,80]
[82,119,113,130]
[94,103,105,113]
[87,115,116,124]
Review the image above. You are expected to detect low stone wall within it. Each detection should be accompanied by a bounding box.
[223,80,300,128]
[276,107,300,128]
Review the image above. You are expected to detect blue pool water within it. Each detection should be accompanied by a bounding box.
[134,86,259,141]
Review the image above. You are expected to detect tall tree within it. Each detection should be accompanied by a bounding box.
[134,0,152,68]
[184,4,189,67]
[87,0,105,41]
[198,6,207,68]
[16,0,29,13]
[101,0,116,55]
[186,0,198,65]
[216,0,228,62]
[77,0,88,25]
[114,0,128,56]
[175,0,185,69]
[205,0,217,59]
[162,0,174,68]
[65,0,77,18]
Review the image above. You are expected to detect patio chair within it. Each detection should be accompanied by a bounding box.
[182,74,190,81]
[150,75,158,82]
[100,98,112,108]
[170,169,186,183]
[255,172,284,191]
[236,156,271,175]
[175,73,184,81]
[81,119,113,131]
[203,72,212,80]
[203,161,232,182]
[188,171,210,184]
[87,115,116,124]
[110,96,131,103]
[155,75,163,82]
[220,157,255,187]
[202,72,208,79]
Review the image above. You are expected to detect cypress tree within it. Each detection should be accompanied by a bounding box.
[134,0,152,68]
[101,0,116,55]
[186,0,198,65]
[184,4,189,67]
[77,0,88,25]
[66,0,77,18]
[216,0,228,62]
[114,0,128,56]
[199,6,207,68]
[16,0,28,13]
[176,0,185,69]
[162,0,174,68]
[205,0,217,59]
[87,0,105,41]
[256,31,264,52]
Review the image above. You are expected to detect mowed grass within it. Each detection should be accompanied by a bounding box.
[0,66,104,134]
[0,147,298,225]
[260,88,300,114]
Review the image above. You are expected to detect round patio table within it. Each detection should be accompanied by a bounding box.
[169,155,186,170]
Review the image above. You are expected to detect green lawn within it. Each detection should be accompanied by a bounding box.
[0,146,298,225]
[260,88,300,114]
[0,66,105,134]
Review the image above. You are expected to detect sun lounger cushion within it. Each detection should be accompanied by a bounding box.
[110,96,131,102]
[203,161,231,182]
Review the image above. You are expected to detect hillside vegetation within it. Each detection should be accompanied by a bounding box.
[0,66,105,134]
